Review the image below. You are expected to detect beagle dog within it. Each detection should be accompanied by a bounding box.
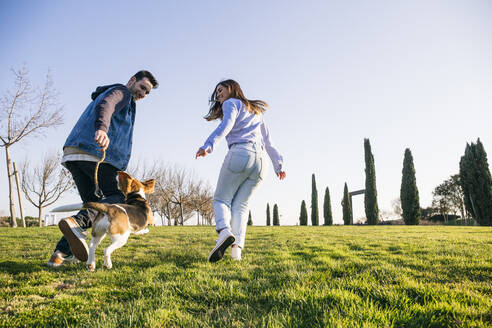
[84,171,155,271]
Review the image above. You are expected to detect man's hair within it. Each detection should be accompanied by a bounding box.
[133,70,159,89]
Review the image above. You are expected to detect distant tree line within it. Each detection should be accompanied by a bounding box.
[294,137,492,227]
[4,66,491,228]
[133,163,214,226]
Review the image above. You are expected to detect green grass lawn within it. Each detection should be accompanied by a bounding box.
[0,226,490,328]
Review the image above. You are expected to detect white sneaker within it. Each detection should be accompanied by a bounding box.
[46,251,80,267]
[231,246,242,261]
[58,217,89,262]
[208,229,235,263]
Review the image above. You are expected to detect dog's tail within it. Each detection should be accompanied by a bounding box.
[84,202,112,214]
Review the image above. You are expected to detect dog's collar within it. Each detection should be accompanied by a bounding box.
[125,191,145,202]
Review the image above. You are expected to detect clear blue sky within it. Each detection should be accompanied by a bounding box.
[1,1,491,225]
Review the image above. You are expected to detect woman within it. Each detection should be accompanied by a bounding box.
[196,80,286,262]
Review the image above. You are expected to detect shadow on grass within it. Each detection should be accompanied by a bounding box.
[0,260,46,274]
[155,250,202,270]
[292,250,317,262]
[0,260,83,274]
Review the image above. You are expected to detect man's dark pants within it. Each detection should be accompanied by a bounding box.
[54,161,125,256]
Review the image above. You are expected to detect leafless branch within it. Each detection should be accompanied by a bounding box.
[21,152,74,225]
[131,161,214,225]
[1,66,63,148]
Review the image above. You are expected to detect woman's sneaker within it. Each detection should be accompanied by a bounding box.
[208,229,235,263]
[58,217,89,262]
[46,250,80,267]
[231,246,242,261]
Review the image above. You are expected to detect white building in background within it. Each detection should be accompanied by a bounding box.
[44,213,61,226]
[153,213,165,226]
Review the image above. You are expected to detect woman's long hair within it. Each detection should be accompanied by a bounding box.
[204,79,268,121]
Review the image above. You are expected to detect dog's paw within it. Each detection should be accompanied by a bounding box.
[104,257,112,269]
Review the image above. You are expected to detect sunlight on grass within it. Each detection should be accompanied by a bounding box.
[0,226,490,327]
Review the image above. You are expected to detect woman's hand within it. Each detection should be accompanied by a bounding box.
[95,130,109,151]
[276,171,286,180]
[195,148,207,159]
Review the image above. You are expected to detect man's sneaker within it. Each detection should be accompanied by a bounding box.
[208,229,235,263]
[231,246,242,261]
[58,217,89,262]
[46,250,80,267]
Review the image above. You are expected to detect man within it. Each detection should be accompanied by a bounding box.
[47,70,158,267]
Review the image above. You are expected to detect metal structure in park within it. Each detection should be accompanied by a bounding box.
[349,189,365,211]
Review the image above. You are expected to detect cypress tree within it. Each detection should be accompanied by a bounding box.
[299,200,308,225]
[273,204,279,226]
[311,174,319,226]
[342,183,353,225]
[364,138,379,225]
[460,143,475,221]
[266,203,271,226]
[472,139,492,225]
[400,148,421,225]
[247,210,253,226]
[323,186,333,225]
[459,139,492,226]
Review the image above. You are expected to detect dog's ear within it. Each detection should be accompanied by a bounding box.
[147,212,155,225]
[117,171,132,180]
[142,179,155,194]
[117,171,133,195]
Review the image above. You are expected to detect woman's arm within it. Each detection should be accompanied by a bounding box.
[260,116,285,178]
[196,99,238,158]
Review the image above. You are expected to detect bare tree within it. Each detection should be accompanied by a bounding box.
[129,161,214,226]
[200,199,214,225]
[189,179,213,225]
[199,186,214,225]
[131,161,181,225]
[169,166,197,225]
[144,163,177,226]
[21,152,73,226]
[0,66,63,227]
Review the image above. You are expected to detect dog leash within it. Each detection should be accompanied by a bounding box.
[94,149,106,199]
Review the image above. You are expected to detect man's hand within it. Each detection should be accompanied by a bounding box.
[276,171,286,180]
[195,148,207,159]
[95,130,110,150]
